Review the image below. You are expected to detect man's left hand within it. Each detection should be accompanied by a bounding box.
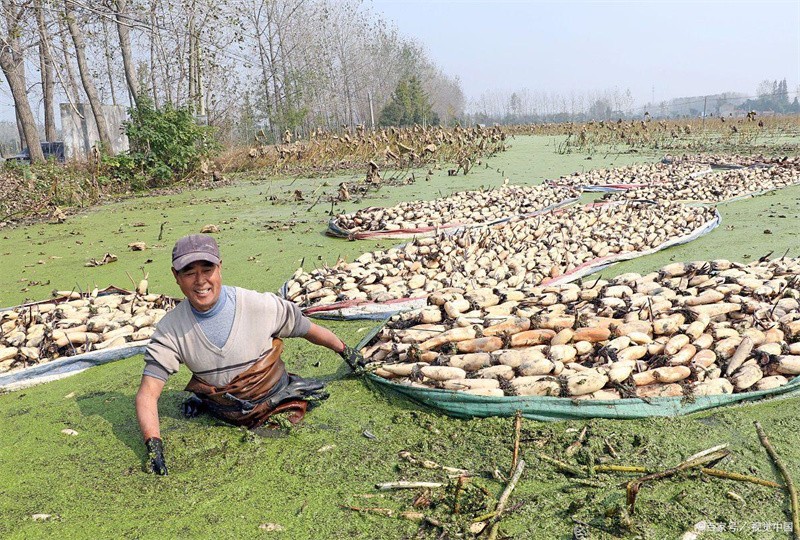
[339,344,365,372]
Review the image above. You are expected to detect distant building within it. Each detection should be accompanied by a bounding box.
[60,103,129,160]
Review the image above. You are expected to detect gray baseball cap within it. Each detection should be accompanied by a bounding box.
[172,234,221,271]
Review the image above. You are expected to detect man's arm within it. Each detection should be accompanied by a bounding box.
[303,322,365,370]
[136,375,165,440]
[302,322,346,352]
[136,375,168,475]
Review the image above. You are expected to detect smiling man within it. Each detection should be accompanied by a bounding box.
[135,234,363,475]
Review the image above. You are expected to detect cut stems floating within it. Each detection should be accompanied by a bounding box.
[398,450,471,477]
[374,481,443,491]
[754,421,800,540]
[484,459,526,540]
[510,410,522,477]
[626,445,731,514]
[593,464,782,489]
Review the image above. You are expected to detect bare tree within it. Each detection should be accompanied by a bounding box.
[40,0,467,145]
[54,5,82,103]
[100,14,117,105]
[35,0,56,141]
[64,0,114,153]
[0,0,44,161]
[107,0,140,106]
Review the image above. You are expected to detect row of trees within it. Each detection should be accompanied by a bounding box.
[468,79,800,125]
[468,87,638,124]
[739,78,800,114]
[0,0,465,163]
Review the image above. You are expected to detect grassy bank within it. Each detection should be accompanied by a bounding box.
[1,135,799,539]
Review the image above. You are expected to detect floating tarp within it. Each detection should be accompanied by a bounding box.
[541,203,721,286]
[545,167,712,193]
[0,341,149,392]
[0,286,177,392]
[364,373,800,421]
[661,156,774,170]
[301,296,428,321]
[670,186,800,206]
[605,179,800,207]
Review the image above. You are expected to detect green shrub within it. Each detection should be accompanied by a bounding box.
[106,99,220,189]
[100,153,148,191]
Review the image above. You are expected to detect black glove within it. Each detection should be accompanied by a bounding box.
[181,395,206,418]
[339,344,366,372]
[145,437,168,476]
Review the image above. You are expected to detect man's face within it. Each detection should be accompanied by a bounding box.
[173,260,222,312]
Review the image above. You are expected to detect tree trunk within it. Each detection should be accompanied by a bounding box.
[111,0,140,107]
[64,0,114,154]
[187,4,195,111]
[276,21,292,116]
[148,0,158,107]
[152,0,172,106]
[251,3,273,130]
[101,17,117,105]
[2,58,44,161]
[337,37,355,129]
[56,11,81,106]
[265,4,282,135]
[195,33,205,115]
[0,0,44,162]
[35,0,56,142]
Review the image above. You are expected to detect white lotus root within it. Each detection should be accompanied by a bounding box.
[285,200,718,309]
[551,154,800,204]
[0,290,177,375]
[331,185,578,235]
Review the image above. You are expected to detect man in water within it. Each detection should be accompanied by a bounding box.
[135,234,362,475]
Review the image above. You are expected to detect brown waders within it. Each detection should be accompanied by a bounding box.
[183,339,326,429]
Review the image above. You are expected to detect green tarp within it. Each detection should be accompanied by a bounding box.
[365,373,800,422]
[356,320,800,422]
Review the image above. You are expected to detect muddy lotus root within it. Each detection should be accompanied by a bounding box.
[331,184,578,234]
[606,165,800,203]
[0,291,177,374]
[361,257,800,399]
[552,161,712,190]
[550,154,800,204]
[665,154,800,171]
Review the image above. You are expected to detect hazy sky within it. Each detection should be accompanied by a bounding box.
[372,0,800,107]
[2,0,798,127]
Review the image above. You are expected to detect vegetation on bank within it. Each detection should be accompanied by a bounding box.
[1,101,219,224]
[1,107,508,225]
[104,100,220,189]
[3,114,800,227]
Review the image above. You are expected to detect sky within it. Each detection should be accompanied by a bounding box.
[372,0,800,108]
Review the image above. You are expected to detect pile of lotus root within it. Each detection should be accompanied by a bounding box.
[0,290,177,374]
[285,201,718,309]
[330,185,578,235]
[360,258,800,400]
